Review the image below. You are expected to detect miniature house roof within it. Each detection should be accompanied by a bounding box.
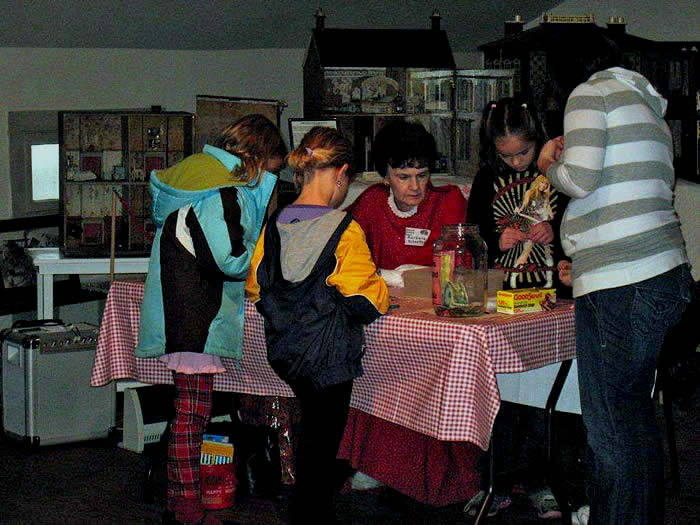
[478,21,657,54]
[307,28,456,69]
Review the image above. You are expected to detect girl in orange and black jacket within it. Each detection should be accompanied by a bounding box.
[245,127,388,524]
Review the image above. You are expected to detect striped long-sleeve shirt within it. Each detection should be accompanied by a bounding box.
[546,67,688,297]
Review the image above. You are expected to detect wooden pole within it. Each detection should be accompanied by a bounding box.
[110,190,117,283]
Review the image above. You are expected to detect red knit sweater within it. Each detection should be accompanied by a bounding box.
[346,182,467,270]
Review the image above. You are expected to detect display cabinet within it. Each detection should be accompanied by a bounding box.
[405,69,455,173]
[306,64,458,175]
[453,69,515,175]
[403,68,514,175]
[59,110,194,257]
[303,10,463,176]
[302,10,513,178]
[309,67,513,177]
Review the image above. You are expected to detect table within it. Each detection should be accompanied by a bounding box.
[91,280,576,451]
[28,249,149,320]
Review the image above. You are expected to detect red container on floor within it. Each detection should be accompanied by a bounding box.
[201,463,237,509]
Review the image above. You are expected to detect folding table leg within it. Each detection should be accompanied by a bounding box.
[476,359,576,523]
[474,436,495,525]
[545,359,573,525]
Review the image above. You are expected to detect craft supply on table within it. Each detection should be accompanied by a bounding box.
[497,288,557,314]
[432,223,488,317]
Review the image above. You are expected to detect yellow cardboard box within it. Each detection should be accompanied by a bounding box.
[496,288,557,314]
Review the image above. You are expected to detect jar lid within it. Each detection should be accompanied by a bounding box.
[441,223,480,235]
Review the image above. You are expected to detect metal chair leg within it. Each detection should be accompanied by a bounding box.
[545,359,573,525]
[143,420,171,504]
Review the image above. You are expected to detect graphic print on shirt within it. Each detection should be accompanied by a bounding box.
[492,170,557,288]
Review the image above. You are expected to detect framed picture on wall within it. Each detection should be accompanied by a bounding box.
[288,118,338,150]
[81,218,104,246]
[195,95,284,153]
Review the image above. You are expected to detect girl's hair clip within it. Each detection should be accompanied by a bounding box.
[305,147,314,157]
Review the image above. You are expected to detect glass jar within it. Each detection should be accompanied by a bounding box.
[432,223,488,317]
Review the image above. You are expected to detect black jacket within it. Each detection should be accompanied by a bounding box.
[246,209,389,389]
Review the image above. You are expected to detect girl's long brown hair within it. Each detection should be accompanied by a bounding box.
[213,114,284,184]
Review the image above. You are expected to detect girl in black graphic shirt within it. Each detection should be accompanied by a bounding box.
[464,97,572,520]
[467,97,570,297]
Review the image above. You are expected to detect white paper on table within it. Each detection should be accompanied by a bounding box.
[379,264,430,288]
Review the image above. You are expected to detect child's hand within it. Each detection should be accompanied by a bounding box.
[557,260,573,287]
[499,227,528,251]
[537,136,564,174]
[528,221,554,244]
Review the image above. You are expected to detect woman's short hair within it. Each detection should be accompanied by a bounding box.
[213,114,284,183]
[372,120,437,177]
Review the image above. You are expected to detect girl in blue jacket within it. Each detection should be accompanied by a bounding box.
[137,114,284,525]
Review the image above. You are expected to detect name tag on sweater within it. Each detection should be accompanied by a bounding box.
[405,227,431,246]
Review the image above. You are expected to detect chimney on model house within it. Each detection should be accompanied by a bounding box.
[315,7,326,30]
[606,16,627,34]
[505,15,524,36]
[430,9,442,30]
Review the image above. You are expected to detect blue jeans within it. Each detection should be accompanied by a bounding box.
[575,264,692,525]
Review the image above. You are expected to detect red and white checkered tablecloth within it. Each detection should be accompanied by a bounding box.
[91,281,575,451]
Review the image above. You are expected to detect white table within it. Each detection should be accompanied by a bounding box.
[497,360,580,414]
[28,248,149,320]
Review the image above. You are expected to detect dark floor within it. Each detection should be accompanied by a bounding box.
[0,385,698,525]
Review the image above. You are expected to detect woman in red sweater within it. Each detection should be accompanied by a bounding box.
[342,120,476,507]
[346,120,466,270]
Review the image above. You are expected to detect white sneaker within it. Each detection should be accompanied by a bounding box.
[571,505,590,525]
[350,470,384,490]
[529,488,561,519]
[463,490,512,517]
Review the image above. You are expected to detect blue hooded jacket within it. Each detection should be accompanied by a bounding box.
[136,145,276,360]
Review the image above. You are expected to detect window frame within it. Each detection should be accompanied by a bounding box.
[8,111,60,218]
